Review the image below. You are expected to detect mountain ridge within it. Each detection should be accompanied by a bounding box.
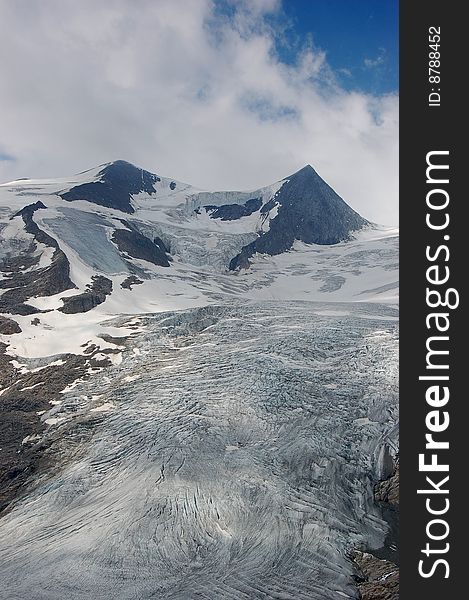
[0,158,397,356]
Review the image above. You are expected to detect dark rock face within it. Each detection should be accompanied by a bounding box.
[0,203,75,315]
[0,346,86,514]
[373,456,399,565]
[121,275,144,290]
[351,456,399,599]
[153,236,170,254]
[60,276,112,314]
[205,197,262,221]
[0,342,122,516]
[112,228,171,267]
[0,316,21,335]
[169,181,176,190]
[375,462,399,506]
[0,248,73,315]
[351,551,399,600]
[60,160,161,214]
[230,165,368,270]
[13,200,47,220]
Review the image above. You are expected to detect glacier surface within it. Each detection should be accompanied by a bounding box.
[0,302,398,600]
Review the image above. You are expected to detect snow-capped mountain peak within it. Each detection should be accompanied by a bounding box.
[0,160,397,357]
[0,160,398,600]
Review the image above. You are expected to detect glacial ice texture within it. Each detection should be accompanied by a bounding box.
[0,302,398,600]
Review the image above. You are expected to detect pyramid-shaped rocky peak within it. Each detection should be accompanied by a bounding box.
[229,164,368,270]
[60,160,161,214]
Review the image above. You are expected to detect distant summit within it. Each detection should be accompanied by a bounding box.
[58,160,367,269]
[0,157,373,292]
[60,160,161,213]
[229,164,368,269]
[0,155,396,323]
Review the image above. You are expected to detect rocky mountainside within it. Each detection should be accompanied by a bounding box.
[0,161,398,600]
[229,164,367,269]
[0,160,395,321]
[60,160,162,213]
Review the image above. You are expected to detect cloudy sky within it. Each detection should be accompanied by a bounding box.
[0,0,398,224]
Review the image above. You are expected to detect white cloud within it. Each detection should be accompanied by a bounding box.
[0,0,398,224]
[364,47,386,68]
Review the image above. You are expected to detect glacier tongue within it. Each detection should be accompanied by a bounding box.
[0,161,399,598]
[0,302,398,600]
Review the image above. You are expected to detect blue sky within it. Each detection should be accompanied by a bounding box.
[278,0,398,94]
[214,0,398,95]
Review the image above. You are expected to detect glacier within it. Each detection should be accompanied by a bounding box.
[0,161,398,599]
[0,303,398,599]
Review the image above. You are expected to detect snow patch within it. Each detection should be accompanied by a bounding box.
[90,402,115,413]
[43,417,66,426]
[20,382,45,391]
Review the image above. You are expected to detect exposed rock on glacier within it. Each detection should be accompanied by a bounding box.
[112,227,171,267]
[0,316,21,335]
[0,202,74,315]
[351,551,399,600]
[120,275,144,290]
[375,460,399,506]
[59,275,113,314]
[204,196,262,221]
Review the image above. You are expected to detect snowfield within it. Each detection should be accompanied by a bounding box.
[1,184,398,358]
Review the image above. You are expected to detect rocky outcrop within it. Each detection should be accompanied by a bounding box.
[230,165,368,269]
[351,455,399,599]
[374,455,399,564]
[0,248,73,314]
[112,228,171,267]
[205,197,262,221]
[60,276,112,314]
[121,275,144,290]
[0,341,123,515]
[0,348,84,514]
[352,551,399,600]
[0,316,21,335]
[375,462,399,506]
[60,160,161,213]
[0,342,16,390]
[0,203,75,315]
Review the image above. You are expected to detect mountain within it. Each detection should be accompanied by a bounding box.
[0,160,393,321]
[229,164,367,269]
[0,161,399,600]
[60,160,162,213]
